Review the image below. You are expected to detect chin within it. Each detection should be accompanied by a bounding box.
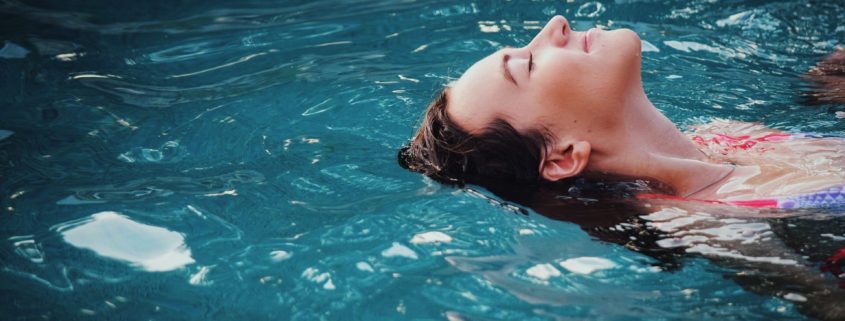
[599,28,643,91]
[602,28,641,61]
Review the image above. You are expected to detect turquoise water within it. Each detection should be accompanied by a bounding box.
[1,1,844,320]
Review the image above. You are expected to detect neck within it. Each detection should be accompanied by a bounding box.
[587,87,732,197]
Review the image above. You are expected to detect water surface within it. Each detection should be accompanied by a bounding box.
[1,1,844,320]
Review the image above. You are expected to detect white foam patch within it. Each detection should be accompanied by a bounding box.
[656,235,709,248]
[58,211,194,272]
[717,10,754,27]
[783,293,807,302]
[694,222,770,244]
[628,265,662,273]
[685,244,798,265]
[189,266,212,286]
[821,233,845,241]
[716,9,779,31]
[664,40,714,53]
[641,207,688,221]
[410,231,452,244]
[381,242,418,259]
[663,40,743,58]
[518,229,536,236]
[270,250,291,262]
[647,214,713,232]
[302,267,327,281]
[559,257,617,275]
[526,263,561,281]
[10,237,43,264]
[641,40,660,53]
[323,279,336,290]
[302,267,335,290]
[356,262,374,272]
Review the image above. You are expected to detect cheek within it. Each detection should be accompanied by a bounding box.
[532,58,615,110]
[531,57,588,98]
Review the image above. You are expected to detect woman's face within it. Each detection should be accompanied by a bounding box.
[447,15,643,140]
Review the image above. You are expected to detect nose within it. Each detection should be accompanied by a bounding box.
[529,15,570,48]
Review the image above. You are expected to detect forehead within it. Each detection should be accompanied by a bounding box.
[447,50,510,132]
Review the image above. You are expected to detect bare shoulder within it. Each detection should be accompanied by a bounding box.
[685,118,786,137]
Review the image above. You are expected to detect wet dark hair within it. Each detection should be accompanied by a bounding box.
[801,48,845,106]
[398,89,552,187]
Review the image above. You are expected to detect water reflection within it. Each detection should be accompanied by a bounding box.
[467,178,845,320]
[10,235,45,264]
[63,170,264,203]
[0,129,13,141]
[0,41,28,59]
[55,211,194,272]
[0,0,843,320]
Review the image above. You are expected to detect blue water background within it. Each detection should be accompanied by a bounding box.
[1,0,844,320]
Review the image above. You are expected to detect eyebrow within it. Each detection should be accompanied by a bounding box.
[501,53,517,87]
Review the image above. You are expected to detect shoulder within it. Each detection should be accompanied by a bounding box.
[685,118,786,137]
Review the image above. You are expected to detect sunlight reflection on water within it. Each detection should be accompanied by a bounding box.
[56,211,195,272]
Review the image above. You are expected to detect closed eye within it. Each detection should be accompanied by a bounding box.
[528,51,534,73]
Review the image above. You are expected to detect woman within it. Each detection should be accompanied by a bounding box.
[399,15,845,209]
[398,15,845,320]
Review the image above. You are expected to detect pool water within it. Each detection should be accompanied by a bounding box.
[1,0,844,320]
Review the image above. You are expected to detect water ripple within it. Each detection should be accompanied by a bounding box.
[71,62,298,107]
[2,0,845,320]
[0,0,429,35]
[66,170,264,203]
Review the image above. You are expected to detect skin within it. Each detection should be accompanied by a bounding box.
[448,15,639,135]
[447,15,735,198]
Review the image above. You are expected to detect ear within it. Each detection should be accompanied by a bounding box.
[540,141,591,182]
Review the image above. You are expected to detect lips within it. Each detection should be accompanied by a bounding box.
[584,28,594,53]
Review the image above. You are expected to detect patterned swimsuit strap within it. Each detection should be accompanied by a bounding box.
[638,186,845,209]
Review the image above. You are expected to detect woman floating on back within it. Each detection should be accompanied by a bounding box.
[399,15,845,210]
